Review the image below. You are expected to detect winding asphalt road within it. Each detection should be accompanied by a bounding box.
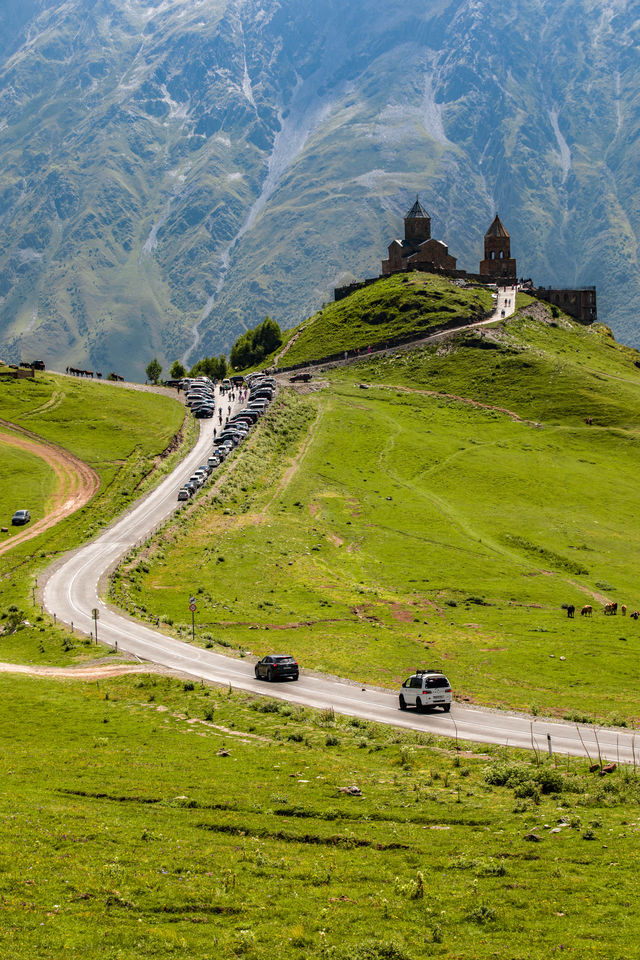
[42,373,639,764]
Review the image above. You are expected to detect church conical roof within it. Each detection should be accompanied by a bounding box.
[485,214,509,238]
[405,197,430,220]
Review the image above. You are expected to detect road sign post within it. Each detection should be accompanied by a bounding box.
[92,607,99,644]
[189,597,197,643]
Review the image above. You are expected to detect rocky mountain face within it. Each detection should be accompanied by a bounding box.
[0,0,638,378]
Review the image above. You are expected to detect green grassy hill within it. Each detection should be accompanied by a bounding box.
[253,274,494,370]
[116,301,640,722]
[0,373,191,665]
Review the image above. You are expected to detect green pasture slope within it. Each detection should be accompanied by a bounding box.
[115,301,640,722]
[256,273,494,370]
[0,372,190,664]
[2,671,640,960]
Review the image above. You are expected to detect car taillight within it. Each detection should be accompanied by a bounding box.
[446,688,451,693]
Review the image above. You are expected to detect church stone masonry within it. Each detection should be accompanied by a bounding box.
[478,214,517,279]
[381,199,457,275]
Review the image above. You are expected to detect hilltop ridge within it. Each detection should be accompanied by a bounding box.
[246,273,496,371]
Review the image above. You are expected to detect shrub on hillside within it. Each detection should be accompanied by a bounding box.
[189,355,227,380]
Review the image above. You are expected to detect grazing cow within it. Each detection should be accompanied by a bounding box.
[566,605,575,619]
[580,605,593,617]
[631,611,640,621]
[604,602,618,616]
[621,604,627,616]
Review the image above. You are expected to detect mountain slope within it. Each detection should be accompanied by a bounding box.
[0,0,638,377]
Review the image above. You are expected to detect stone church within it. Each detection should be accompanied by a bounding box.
[478,214,517,279]
[381,198,457,275]
[338,199,597,324]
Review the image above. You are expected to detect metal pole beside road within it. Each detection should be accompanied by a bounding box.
[189,596,197,643]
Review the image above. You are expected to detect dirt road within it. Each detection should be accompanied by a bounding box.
[0,419,100,557]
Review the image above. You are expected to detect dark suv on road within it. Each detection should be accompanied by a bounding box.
[254,655,299,682]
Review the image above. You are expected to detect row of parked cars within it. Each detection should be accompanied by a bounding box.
[177,374,277,500]
[183,375,247,418]
[183,376,219,418]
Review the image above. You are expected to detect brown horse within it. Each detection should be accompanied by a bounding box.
[580,605,593,617]
[604,602,618,616]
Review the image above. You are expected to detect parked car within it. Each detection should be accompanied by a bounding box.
[177,488,190,501]
[11,509,31,526]
[236,409,259,422]
[398,670,452,712]
[254,654,299,682]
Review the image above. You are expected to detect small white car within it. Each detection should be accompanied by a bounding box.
[398,670,452,712]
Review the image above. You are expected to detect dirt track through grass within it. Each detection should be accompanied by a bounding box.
[0,419,99,556]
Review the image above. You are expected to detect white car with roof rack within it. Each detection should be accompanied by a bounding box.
[398,670,452,712]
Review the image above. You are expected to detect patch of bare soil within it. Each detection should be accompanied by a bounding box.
[390,603,414,623]
[327,532,344,547]
[0,660,164,680]
[0,419,100,557]
[566,580,611,606]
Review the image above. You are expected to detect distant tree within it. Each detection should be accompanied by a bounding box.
[229,331,254,371]
[189,355,227,381]
[170,360,186,380]
[146,358,162,384]
[257,317,282,355]
[229,317,282,370]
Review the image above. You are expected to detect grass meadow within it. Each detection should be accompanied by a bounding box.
[1,671,640,960]
[0,436,57,536]
[0,373,191,665]
[114,308,640,722]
